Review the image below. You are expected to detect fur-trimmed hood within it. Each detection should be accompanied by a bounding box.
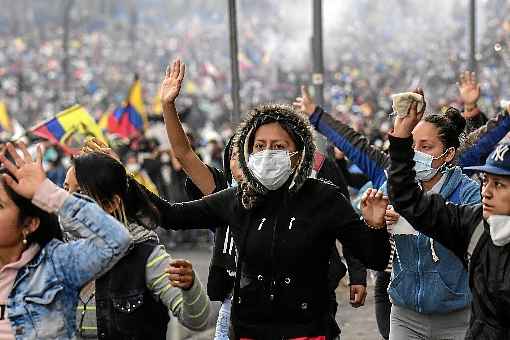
[234,104,316,209]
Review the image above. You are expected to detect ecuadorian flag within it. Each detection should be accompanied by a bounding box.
[31,105,107,154]
[107,75,146,138]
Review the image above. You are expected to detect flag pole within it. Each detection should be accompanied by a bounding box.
[228,0,241,128]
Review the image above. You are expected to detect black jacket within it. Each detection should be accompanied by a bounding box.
[184,157,368,303]
[388,135,510,339]
[95,240,169,340]
[150,178,389,339]
[184,166,235,302]
[150,105,389,339]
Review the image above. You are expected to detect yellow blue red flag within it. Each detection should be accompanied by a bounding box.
[107,75,146,138]
[31,105,107,154]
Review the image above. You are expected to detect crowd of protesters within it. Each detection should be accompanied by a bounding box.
[2,1,510,340]
[2,0,510,136]
[1,55,510,339]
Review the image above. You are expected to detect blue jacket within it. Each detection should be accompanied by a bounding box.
[308,108,506,314]
[382,167,479,313]
[7,194,131,339]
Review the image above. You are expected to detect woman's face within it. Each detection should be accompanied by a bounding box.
[412,121,454,168]
[64,166,81,194]
[0,182,25,248]
[64,166,119,215]
[251,122,297,154]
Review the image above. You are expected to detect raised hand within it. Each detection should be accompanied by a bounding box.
[166,259,194,290]
[392,88,426,138]
[160,59,186,107]
[293,85,317,116]
[0,142,46,199]
[360,188,389,228]
[81,137,120,162]
[458,70,480,112]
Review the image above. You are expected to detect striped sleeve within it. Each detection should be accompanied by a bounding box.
[145,245,210,331]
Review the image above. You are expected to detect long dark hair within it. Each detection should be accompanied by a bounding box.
[0,169,62,247]
[73,152,160,228]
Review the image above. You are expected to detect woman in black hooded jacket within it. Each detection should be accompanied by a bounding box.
[147,59,391,339]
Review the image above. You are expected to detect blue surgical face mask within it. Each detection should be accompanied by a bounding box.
[44,148,58,162]
[413,148,452,182]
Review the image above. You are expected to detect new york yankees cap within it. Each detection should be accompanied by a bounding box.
[465,143,510,176]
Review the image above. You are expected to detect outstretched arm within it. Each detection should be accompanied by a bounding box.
[142,182,234,231]
[294,86,389,188]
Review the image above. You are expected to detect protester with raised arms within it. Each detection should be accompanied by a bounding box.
[371,93,510,339]
[135,59,393,339]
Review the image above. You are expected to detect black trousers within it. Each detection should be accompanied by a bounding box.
[374,271,391,339]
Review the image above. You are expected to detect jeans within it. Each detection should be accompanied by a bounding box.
[214,298,232,340]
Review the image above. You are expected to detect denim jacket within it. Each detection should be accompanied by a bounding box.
[308,107,489,314]
[6,188,131,339]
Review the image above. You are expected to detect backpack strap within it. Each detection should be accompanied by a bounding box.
[466,220,484,266]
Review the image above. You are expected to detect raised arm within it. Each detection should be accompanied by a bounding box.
[459,106,510,169]
[294,86,389,188]
[0,143,131,289]
[160,59,215,195]
[388,90,480,261]
[458,70,488,133]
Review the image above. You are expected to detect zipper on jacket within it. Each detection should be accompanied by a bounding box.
[268,215,279,301]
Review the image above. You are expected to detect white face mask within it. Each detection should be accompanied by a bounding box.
[487,215,510,246]
[413,148,451,182]
[247,150,297,190]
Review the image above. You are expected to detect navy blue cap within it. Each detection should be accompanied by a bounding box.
[465,143,510,176]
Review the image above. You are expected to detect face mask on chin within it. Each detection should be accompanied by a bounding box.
[247,149,298,190]
[413,148,452,182]
[487,215,510,246]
